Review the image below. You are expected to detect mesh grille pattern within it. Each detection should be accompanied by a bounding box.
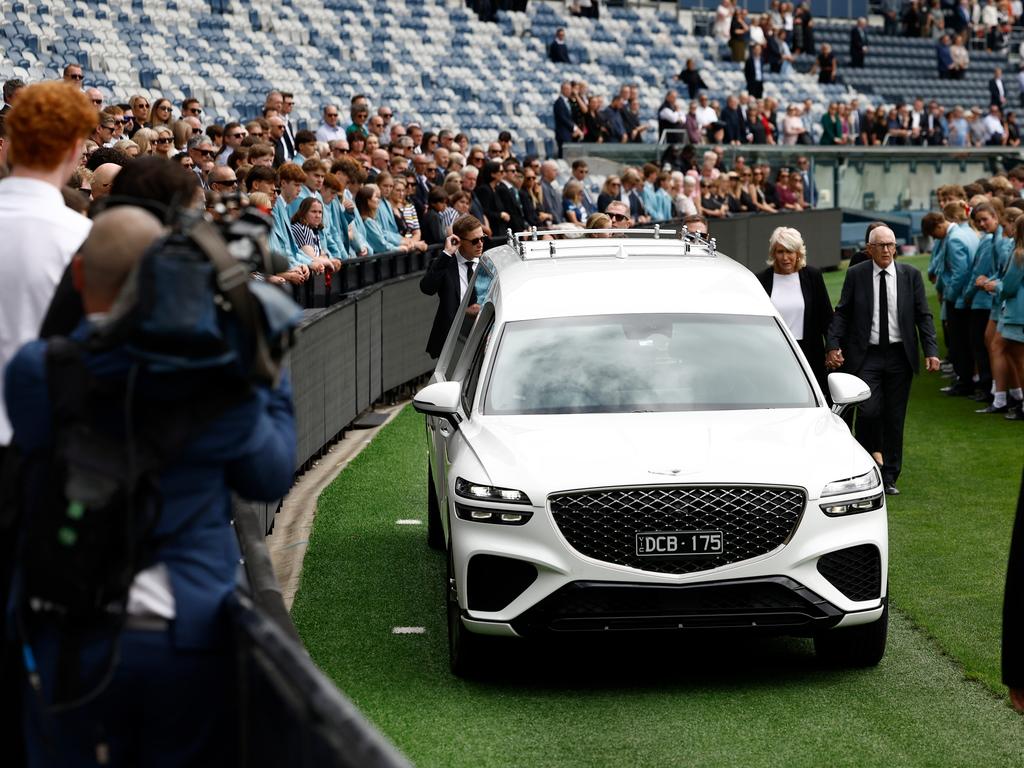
[816,545,882,602]
[549,486,806,575]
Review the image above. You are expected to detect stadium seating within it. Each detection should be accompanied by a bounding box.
[0,0,1012,155]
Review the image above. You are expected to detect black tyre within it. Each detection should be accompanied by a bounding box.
[447,551,486,677]
[814,601,888,668]
[427,464,444,551]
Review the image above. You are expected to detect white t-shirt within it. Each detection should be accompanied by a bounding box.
[0,176,92,445]
[770,271,805,341]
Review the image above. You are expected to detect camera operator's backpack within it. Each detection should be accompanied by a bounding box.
[18,338,241,622]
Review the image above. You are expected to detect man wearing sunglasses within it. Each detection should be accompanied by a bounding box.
[187,134,217,188]
[605,200,633,230]
[420,215,488,358]
[217,122,247,166]
[208,166,239,195]
[62,64,85,87]
[182,98,203,123]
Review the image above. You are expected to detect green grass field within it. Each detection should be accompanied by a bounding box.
[291,255,1024,767]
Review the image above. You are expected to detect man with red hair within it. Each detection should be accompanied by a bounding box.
[0,82,96,459]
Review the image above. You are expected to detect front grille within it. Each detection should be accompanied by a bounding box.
[549,485,806,575]
[816,545,882,602]
[511,577,843,635]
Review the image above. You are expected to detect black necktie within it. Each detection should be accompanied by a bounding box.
[467,261,477,305]
[878,270,889,347]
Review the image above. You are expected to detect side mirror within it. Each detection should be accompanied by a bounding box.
[413,381,463,428]
[828,372,871,417]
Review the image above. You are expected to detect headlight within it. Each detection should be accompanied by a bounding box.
[820,468,881,498]
[819,493,884,517]
[455,477,532,505]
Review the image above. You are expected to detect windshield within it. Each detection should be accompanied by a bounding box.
[483,313,816,415]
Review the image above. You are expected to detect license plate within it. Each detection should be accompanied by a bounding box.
[635,530,724,557]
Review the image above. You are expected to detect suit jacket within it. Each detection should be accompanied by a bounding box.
[412,175,432,217]
[273,137,289,168]
[757,266,834,393]
[497,182,527,234]
[421,208,447,248]
[420,251,465,358]
[765,36,783,73]
[627,188,646,220]
[850,27,867,60]
[990,78,1007,108]
[744,56,765,96]
[553,96,576,145]
[827,261,939,375]
[1003,468,1024,688]
[722,106,746,144]
[540,179,563,223]
[476,184,509,239]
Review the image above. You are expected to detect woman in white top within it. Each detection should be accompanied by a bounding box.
[713,0,735,44]
[755,227,834,397]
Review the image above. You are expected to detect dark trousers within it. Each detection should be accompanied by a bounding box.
[946,301,974,390]
[970,308,993,394]
[857,344,913,485]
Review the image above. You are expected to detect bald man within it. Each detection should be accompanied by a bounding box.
[73,207,164,312]
[826,225,940,495]
[90,162,121,200]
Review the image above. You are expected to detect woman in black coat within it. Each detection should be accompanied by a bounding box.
[756,226,834,399]
[473,160,511,239]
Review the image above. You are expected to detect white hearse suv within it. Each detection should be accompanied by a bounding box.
[414,228,887,676]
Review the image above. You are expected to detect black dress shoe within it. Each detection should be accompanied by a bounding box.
[969,392,991,402]
[1007,407,1024,421]
[944,387,973,397]
[976,403,1009,414]
[884,484,900,496]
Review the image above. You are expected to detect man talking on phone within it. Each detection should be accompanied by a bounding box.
[420,214,488,358]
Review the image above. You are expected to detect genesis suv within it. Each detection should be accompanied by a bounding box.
[414,228,886,676]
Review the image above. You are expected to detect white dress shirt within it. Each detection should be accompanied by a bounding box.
[770,271,805,340]
[0,176,92,445]
[870,262,902,345]
[455,251,477,302]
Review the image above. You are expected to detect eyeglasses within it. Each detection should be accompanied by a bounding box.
[249,132,264,138]
[154,137,173,144]
[871,242,897,250]
[229,133,246,139]
[325,112,339,117]
[523,175,536,181]
[187,107,203,114]
[68,73,84,81]
[609,182,621,187]
[380,112,392,118]
[157,105,171,111]
[91,98,103,105]
[196,149,216,157]
[121,117,133,123]
[213,178,238,187]
[608,212,630,222]
[465,237,486,245]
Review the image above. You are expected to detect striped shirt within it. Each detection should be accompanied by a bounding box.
[291,222,322,257]
[399,202,420,233]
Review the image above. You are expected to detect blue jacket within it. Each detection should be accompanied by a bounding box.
[942,222,980,309]
[964,227,1011,311]
[271,197,311,268]
[5,323,296,649]
[363,214,403,254]
[996,256,1024,325]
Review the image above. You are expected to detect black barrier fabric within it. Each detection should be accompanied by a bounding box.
[228,593,414,768]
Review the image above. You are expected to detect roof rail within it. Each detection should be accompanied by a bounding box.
[504,226,718,260]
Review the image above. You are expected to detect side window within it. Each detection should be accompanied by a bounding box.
[461,318,494,415]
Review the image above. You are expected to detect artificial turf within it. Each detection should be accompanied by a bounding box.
[291,295,1024,766]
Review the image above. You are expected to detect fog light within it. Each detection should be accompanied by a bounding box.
[455,503,533,526]
[819,493,884,517]
[500,513,523,523]
[470,510,493,521]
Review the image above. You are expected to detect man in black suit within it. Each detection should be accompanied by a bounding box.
[549,28,571,63]
[553,81,580,158]
[721,95,747,145]
[826,226,941,495]
[411,154,433,218]
[420,215,486,359]
[744,45,765,100]
[497,158,527,234]
[850,17,868,68]
[268,115,290,168]
[990,67,1008,110]
[1003,468,1024,712]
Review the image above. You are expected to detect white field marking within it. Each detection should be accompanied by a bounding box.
[392,626,426,635]
[396,519,423,525]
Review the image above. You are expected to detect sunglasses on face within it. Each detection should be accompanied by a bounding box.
[91,98,103,105]
[229,133,245,139]
[154,137,173,144]
[68,74,84,80]
[609,212,630,221]
[249,132,264,138]
[157,105,171,111]
[188,107,202,114]
[196,149,216,157]
[214,178,238,187]
[465,236,486,245]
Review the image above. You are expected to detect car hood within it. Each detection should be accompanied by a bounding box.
[463,408,871,503]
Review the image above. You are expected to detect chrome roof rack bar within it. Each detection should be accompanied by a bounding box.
[507,227,717,259]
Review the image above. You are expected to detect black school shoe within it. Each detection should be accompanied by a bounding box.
[1006,399,1024,420]
[976,403,1009,414]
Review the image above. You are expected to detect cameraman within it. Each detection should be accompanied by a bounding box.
[6,205,296,766]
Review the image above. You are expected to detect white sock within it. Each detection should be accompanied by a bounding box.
[992,381,997,394]
[994,392,1008,408]
[1011,388,1024,401]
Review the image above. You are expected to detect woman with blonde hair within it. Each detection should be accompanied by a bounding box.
[172,119,193,151]
[112,139,140,158]
[132,127,157,155]
[148,97,174,129]
[153,125,175,158]
[755,226,834,396]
